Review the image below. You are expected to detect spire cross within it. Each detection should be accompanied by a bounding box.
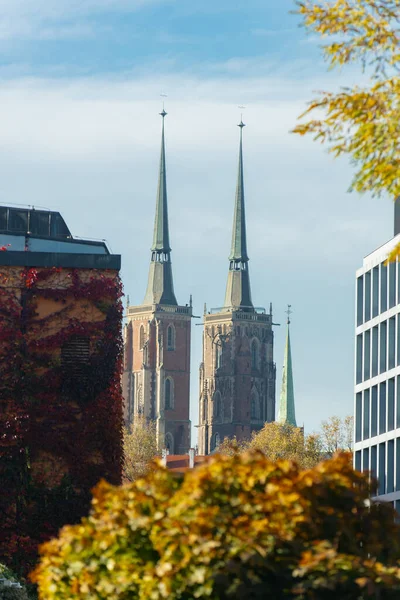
[286,304,292,325]
[160,93,168,117]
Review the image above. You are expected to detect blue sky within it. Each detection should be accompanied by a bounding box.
[0,0,393,440]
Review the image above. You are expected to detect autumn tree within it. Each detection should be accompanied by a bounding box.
[123,416,159,482]
[248,422,323,468]
[293,0,400,255]
[32,452,400,599]
[320,415,354,457]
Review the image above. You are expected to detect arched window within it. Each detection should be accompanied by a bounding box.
[250,390,261,421]
[167,324,175,351]
[214,391,221,419]
[202,397,207,422]
[139,325,145,350]
[251,339,259,370]
[215,432,220,448]
[215,343,222,369]
[165,432,174,453]
[165,377,174,410]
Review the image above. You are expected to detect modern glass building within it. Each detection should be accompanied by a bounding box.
[354,201,400,510]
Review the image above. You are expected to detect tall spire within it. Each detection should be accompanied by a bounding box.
[278,306,297,427]
[223,119,253,310]
[143,109,177,306]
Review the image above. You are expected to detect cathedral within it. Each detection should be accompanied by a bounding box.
[123,111,286,455]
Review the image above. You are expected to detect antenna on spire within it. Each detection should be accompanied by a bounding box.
[238,105,246,128]
[286,304,292,325]
[160,93,168,117]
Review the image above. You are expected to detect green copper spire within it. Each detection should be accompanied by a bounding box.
[143,110,177,306]
[224,120,253,310]
[278,307,297,427]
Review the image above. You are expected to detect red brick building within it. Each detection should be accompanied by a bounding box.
[123,110,191,454]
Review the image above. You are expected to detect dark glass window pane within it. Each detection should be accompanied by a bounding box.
[363,447,369,474]
[356,334,363,384]
[371,385,378,437]
[372,326,379,377]
[379,382,386,434]
[388,440,394,493]
[355,393,362,442]
[371,445,377,494]
[0,207,7,230]
[381,263,388,313]
[380,321,387,374]
[397,376,400,429]
[8,208,28,232]
[397,439,400,491]
[357,276,363,326]
[29,210,50,236]
[355,450,361,472]
[373,266,379,317]
[363,388,370,440]
[365,270,371,321]
[364,329,370,380]
[389,317,396,369]
[397,315,400,366]
[388,378,395,431]
[379,442,386,495]
[390,262,397,308]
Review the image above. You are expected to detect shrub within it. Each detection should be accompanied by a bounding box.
[32,451,400,599]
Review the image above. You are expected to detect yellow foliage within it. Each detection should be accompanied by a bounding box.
[293,0,400,201]
[32,452,400,599]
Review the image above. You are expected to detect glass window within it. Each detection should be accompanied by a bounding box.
[396,439,400,491]
[165,378,173,410]
[389,317,396,369]
[388,378,395,431]
[363,447,369,474]
[379,442,386,495]
[139,325,145,350]
[357,276,363,326]
[355,450,361,472]
[216,344,222,369]
[379,382,386,434]
[355,393,362,442]
[363,388,370,440]
[364,270,371,321]
[380,321,387,374]
[381,263,388,313]
[372,326,379,377]
[251,339,259,370]
[397,376,400,428]
[397,316,400,367]
[390,262,397,308]
[371,445,377,494]
[388,440,395,493]
[356,334,363,384]
[373,266,379,317]
[371,385,378,437]
[364,330,370,381]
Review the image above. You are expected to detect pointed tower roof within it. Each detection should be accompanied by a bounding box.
[278,307,297,427]
[143,110,177,306]
[224,120,253,310]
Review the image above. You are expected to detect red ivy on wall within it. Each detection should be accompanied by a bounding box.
[0,266,124,575]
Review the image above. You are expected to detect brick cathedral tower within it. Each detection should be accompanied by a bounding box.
[197,120,276,455]
[123,110,192,454]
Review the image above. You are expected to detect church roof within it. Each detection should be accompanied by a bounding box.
[223,121,253,311]
[143,110,178,306]
[278,316,297,427]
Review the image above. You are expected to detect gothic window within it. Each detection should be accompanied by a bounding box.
[139,325,145,350]
[215,432,220,449]
[165,377,174,410]
[165,432,174,453]
[215,343,222,369]
[214,391,221,419]
[251,390,260,420]
[167,324,175,351]
[202,397,207,422]
[251,339,259,370]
